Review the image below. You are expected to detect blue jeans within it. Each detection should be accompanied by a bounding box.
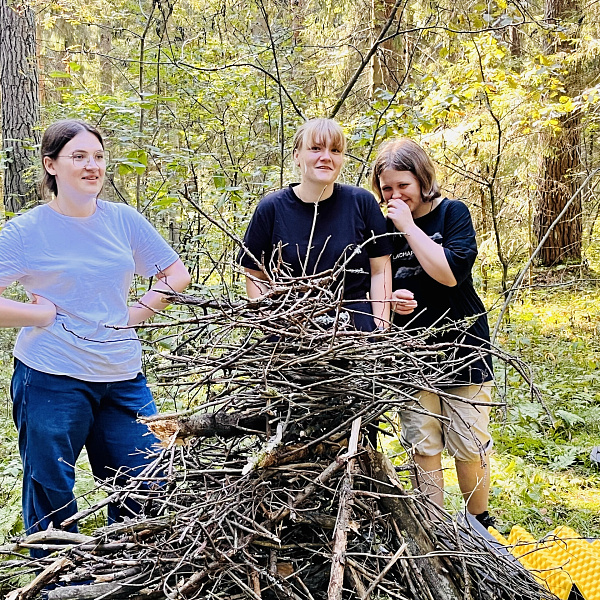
[11,359,159,543]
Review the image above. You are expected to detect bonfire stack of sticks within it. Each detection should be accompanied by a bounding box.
[1,273,552,600]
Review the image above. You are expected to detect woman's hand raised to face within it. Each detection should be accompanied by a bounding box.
[387,198,416,234]
[390,288,417,315]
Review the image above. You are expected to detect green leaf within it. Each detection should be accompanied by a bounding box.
[213,175,227,189]
[554,410,585,428]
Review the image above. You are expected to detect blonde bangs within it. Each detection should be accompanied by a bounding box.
[293,118,347,154]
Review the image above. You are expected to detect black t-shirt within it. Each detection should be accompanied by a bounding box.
[390,198,493,384]
[239,183,392,330]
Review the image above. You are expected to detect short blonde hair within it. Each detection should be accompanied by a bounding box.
[371,138,440,203]
[293,118,347,154]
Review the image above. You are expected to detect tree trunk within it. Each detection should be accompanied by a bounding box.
[534,0,582,266]
[370,0,402,94]
[0,0,41,214]
[290,0,305,46]
[508,25,521,57]
[534,111,582,265]
[99,30,113,95]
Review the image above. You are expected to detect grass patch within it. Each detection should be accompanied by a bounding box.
[485,278,600,537]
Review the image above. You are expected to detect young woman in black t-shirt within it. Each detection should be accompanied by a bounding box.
[371,138,494,527]
[240,118,392,332]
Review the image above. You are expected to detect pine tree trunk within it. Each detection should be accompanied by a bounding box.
[0,0,41,214]
[370,0,401,94]
[534,111,582,265]
[534,0,582,266]
[99,30,113,95]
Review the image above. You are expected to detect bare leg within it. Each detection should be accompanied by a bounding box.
[412,453,444,509]
[455,456,490,515]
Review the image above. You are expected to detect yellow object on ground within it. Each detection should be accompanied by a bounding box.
[488,524,600,600]
[489,526,572,599]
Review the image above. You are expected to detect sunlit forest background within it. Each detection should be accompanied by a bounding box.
[1,0,600,543]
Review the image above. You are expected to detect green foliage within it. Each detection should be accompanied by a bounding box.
[485,454,600,538]
[0,419,21,544]
[0,294,21,544]
[486,278,600,535]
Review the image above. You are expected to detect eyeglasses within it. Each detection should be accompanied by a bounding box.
[57,151,109,167]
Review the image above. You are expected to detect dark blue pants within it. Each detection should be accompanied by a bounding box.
[11,359,159,542]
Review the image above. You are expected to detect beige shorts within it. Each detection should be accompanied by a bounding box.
[399,382,493,462]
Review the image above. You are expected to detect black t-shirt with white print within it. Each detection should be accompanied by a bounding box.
[389,197,493,384]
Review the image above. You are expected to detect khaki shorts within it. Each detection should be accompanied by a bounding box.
[399,382,493,463]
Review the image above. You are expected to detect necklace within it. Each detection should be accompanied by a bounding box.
[49,199,65,215]
[293,184,328,204]
[49,197,97,217]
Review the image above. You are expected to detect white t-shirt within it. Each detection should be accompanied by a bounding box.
[0,200,179,381]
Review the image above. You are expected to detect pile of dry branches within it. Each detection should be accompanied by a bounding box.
[1,275,552,600]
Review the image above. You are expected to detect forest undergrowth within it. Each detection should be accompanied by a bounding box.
[486,269,600,538]
[1,265,600,545]
[451,261,600,538]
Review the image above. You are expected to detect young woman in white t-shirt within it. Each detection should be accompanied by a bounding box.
[0,120,190,550]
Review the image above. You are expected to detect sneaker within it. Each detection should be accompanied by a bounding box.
[474,510,496,530]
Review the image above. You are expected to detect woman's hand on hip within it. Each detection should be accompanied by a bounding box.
[30,294,57,326]
[391,289,417,315]
[0,290,55,328]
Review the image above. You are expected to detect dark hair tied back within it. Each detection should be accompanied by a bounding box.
[40,120,104,198]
